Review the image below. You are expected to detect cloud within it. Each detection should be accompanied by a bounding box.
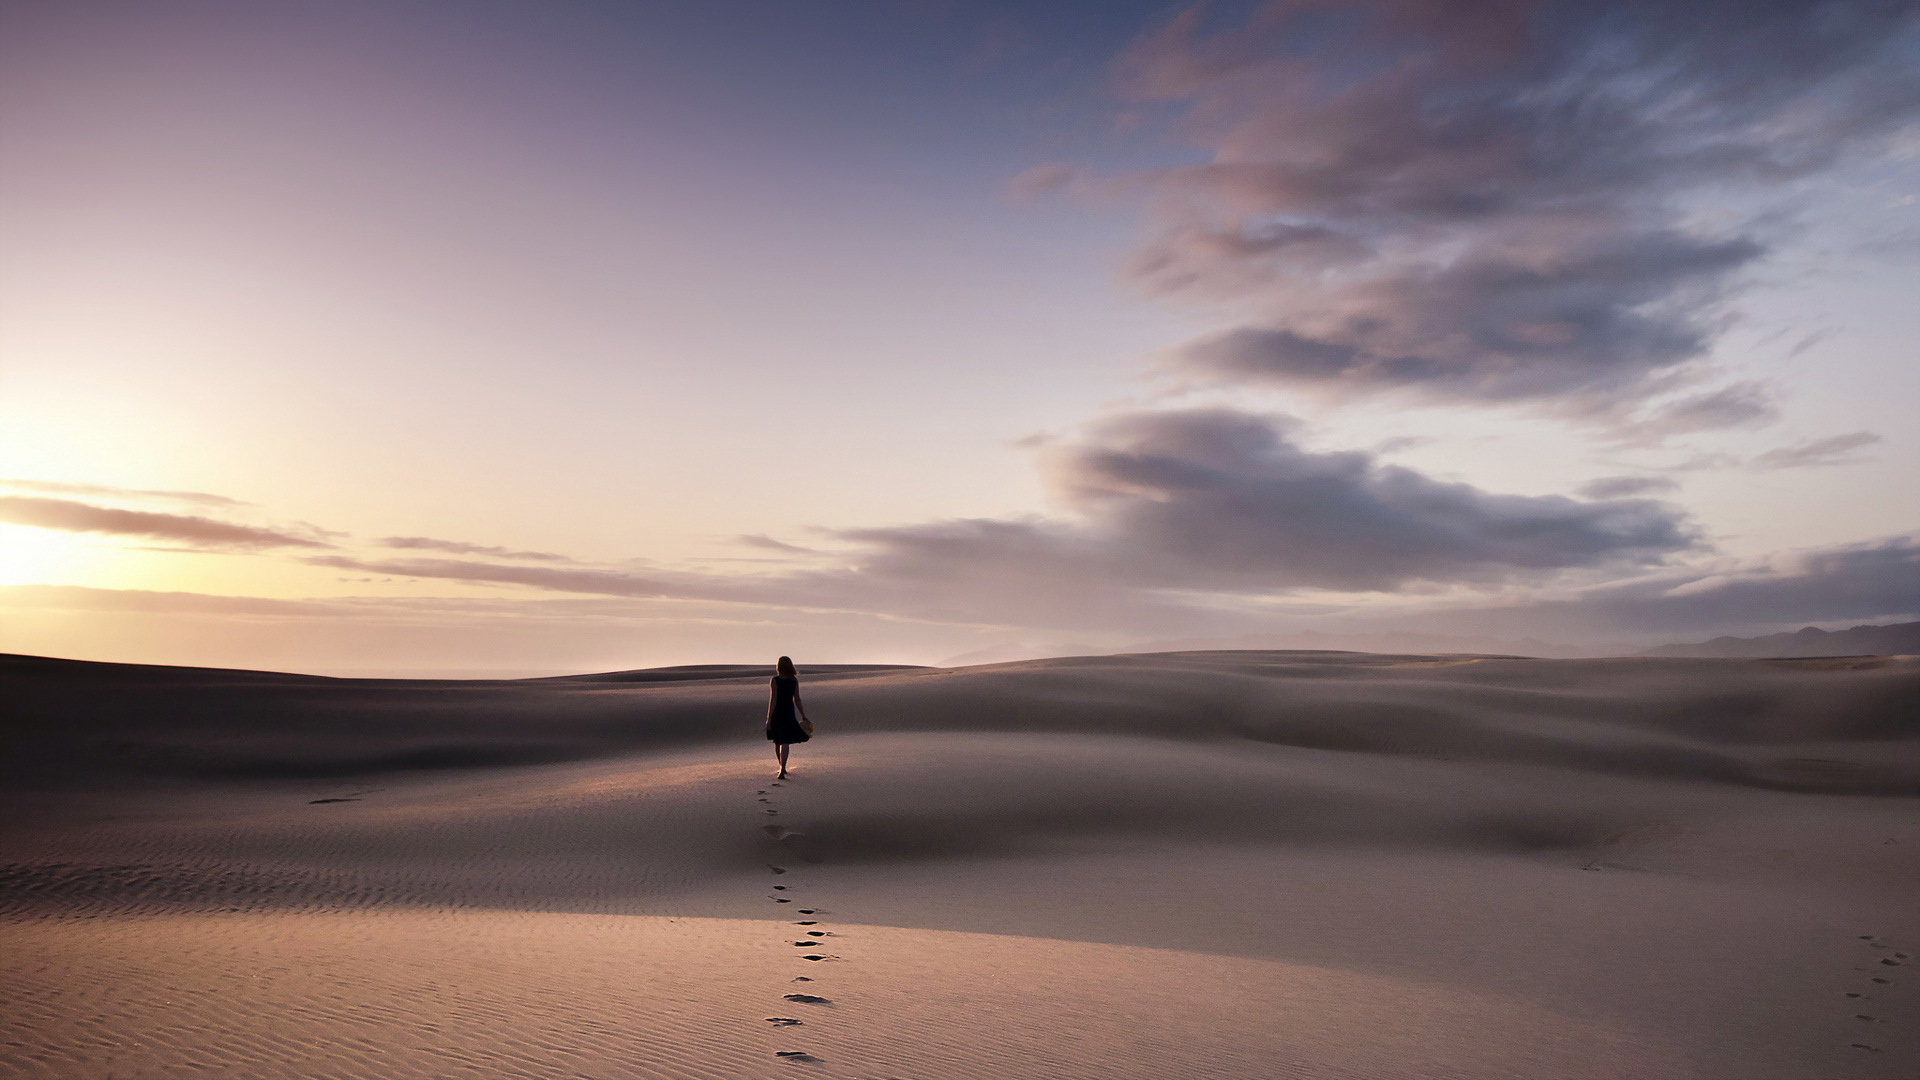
[287,411,1694,634]
[1167,234,1764,410]
[1058,408,1698,587]
[378,536,574,562]
[1102,0,1920,418]
[1413,532,1920,639]
[303,556,688,598]
[1576,475,1679,499]
[1370,435,1434,455]
[0,584,344,617]
[838,408,1698,599]
[735,534,820,555]
[1006,162,1088,200]
[1599,381,1780,447]
[1748,431,1883,470]
[0,478,249,508]
[0,496,332,550]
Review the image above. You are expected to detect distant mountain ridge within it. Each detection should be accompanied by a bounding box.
[1640,621,1920,658]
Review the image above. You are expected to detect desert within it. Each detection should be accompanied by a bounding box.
[9,2,1920,1078]
[3,648,1917,1079]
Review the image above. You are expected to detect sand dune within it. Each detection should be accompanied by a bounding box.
[3,649,1918,1077]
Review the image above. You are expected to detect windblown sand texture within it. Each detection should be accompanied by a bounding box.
[3,649,1918,1078]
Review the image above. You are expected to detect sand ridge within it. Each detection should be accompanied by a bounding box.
[8,649,1920,795]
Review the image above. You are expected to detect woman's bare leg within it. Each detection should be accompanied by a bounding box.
[776,743,789,778]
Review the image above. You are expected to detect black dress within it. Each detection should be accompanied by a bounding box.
[766,674,810,743]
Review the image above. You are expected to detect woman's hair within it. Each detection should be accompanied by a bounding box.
[776,655,796,677]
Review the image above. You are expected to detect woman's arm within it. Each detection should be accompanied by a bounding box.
[794,686,808,721]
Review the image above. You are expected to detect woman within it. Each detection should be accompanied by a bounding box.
[765,655,811,779]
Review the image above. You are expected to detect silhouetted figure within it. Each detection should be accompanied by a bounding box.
[766,655,811,778]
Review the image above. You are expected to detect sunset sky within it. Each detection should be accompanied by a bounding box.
[4,0,1918,674]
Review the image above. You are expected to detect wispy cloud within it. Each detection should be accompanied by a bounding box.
[0,478,250,508]
[1748,431,1883,471]
[1576,476,1679,500]
[1598,382,1781,447]
[304,556,687,598]
[735,534,820,555]
[0,496,333,550]
[377,536,575,562]
[0,584,344,617]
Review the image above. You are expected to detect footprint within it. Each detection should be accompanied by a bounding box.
[798,909,816,915]
[769,866,788,874]
[794,941,816,947]
[1879,958,1901,966]
[760,798,772,803]
[802,954,827,961]
[1871,977,1889,983]
[773,1050,818,1062]
[792,976,813,982]
[806,931,827,937]
[773,885,788,891]
[1852,1043,1882,1052]
[766,810,779,815]
[1896,953,1911,959]
[772,898,791,903]
[1846,992,1863,998]
[308,797,360,804]
[784,994,832,1004]
[794,921,817,926]
[765,1017,803,1026]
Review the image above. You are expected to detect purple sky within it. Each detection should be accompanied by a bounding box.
[3,0,1918,674]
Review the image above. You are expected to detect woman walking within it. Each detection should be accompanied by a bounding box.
[765,655,811,779]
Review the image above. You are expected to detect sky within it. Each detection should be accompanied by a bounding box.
[2,0,1918,675]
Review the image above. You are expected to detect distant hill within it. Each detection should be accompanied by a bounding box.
[1641,621,1920,658]
[939,631,1608,667]
[1121,630,1598,658]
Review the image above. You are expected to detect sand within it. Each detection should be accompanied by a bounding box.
[3,649,1917,1078]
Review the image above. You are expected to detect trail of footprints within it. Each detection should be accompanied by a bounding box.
[755,781,841,1069]
[1844,932,1908,1055]
[746,775,1903,1071]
